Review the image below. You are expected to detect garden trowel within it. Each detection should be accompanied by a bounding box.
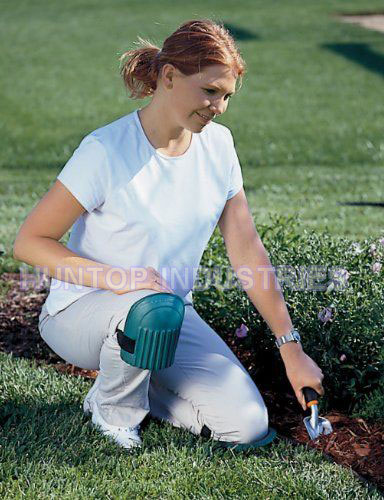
[303,387,333,440]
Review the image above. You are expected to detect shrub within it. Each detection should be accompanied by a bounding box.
[193,214,384,415]
[351,377,384,423]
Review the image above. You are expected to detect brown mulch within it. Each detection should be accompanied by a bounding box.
[0,272,383,495]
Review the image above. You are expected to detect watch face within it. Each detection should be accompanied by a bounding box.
[293,331,301,342]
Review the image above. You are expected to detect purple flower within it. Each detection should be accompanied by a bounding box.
[339,354,347,362]
[372,262,382,273]
[329,268,350,291]
[333,268,350,283]
[235,323,249,338]
[318,307,333,324]
[369,244,377,256]
[379,238,384,247]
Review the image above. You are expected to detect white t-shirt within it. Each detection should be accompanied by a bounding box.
[44,109,243,316]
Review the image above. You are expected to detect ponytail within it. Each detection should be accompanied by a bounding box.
[119,19,246,100]
[119,37,161,99]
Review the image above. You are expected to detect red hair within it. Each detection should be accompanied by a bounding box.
[119,19,246,99]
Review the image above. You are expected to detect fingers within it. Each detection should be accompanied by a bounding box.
[154,282,173,293]
[297,393,306,411]
[318,373,325,396]
[299,396,307,411]
[147,266,173,293]
[298,391,307,410]
[112,267,174,295]
[299,385,325,410]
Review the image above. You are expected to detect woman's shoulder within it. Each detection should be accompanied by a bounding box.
[88,111,136,147]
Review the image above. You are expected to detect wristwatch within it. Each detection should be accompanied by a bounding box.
[275,328,301,349]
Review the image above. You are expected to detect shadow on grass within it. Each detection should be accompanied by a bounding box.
[338,201,384,207]
[322,43,384,78]
[0,400,276,468]
[223,23,260,42]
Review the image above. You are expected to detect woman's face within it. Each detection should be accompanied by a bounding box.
[160,63,237,132]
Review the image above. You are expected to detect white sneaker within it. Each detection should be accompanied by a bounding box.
[83,375,101,416]
[91,402,142,449]
[83,376,142,449]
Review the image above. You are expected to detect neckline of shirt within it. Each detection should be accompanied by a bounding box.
[134,108,197,161]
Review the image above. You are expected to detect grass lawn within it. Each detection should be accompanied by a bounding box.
[1,0,383,496]
[0,352,381,498]
[1,0,384,261]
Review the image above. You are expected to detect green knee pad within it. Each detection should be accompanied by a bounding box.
[116,293,185,370]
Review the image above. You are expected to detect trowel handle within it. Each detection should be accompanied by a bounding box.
[303,387,319,408]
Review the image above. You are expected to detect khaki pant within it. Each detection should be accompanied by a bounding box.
[38,288,269,444]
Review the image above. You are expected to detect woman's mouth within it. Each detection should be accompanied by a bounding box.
[196,111,213,123]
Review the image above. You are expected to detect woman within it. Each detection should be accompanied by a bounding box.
[13,19,324,451]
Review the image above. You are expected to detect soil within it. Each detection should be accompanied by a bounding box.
[0,272,383,495]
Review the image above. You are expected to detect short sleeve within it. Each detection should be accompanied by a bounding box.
[57,135,109,214]
[226,130,244,200]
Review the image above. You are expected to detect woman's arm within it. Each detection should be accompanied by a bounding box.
[218,188,324,409]
[218,189,295,342]
[13,180,115,290]
[13,180,172,294]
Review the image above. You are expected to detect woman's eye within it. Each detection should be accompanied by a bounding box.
[204,89,232,100]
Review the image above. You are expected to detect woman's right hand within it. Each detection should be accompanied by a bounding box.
[110,266,174,295]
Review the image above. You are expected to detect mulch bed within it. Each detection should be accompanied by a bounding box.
[0,272,383,495]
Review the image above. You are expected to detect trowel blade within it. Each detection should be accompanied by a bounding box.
[303,416,333,440]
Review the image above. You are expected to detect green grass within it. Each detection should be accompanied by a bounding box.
[1,0,384,268]
[246,164,384,240]
[0,352,381,499]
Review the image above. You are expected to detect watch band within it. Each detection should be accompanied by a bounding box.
[275,328,301,349]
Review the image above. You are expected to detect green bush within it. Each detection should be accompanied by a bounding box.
[193,214,384,416]
[351,377,384,422]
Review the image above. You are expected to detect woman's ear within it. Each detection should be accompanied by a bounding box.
[161,63,176,89]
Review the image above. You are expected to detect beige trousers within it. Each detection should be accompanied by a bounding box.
[38,288,270,444]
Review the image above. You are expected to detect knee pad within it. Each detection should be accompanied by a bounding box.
[116,293,185,370]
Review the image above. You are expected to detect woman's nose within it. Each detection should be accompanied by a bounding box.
[209,99,226,116]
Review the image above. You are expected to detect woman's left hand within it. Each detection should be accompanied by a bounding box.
[281,349,325,411]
